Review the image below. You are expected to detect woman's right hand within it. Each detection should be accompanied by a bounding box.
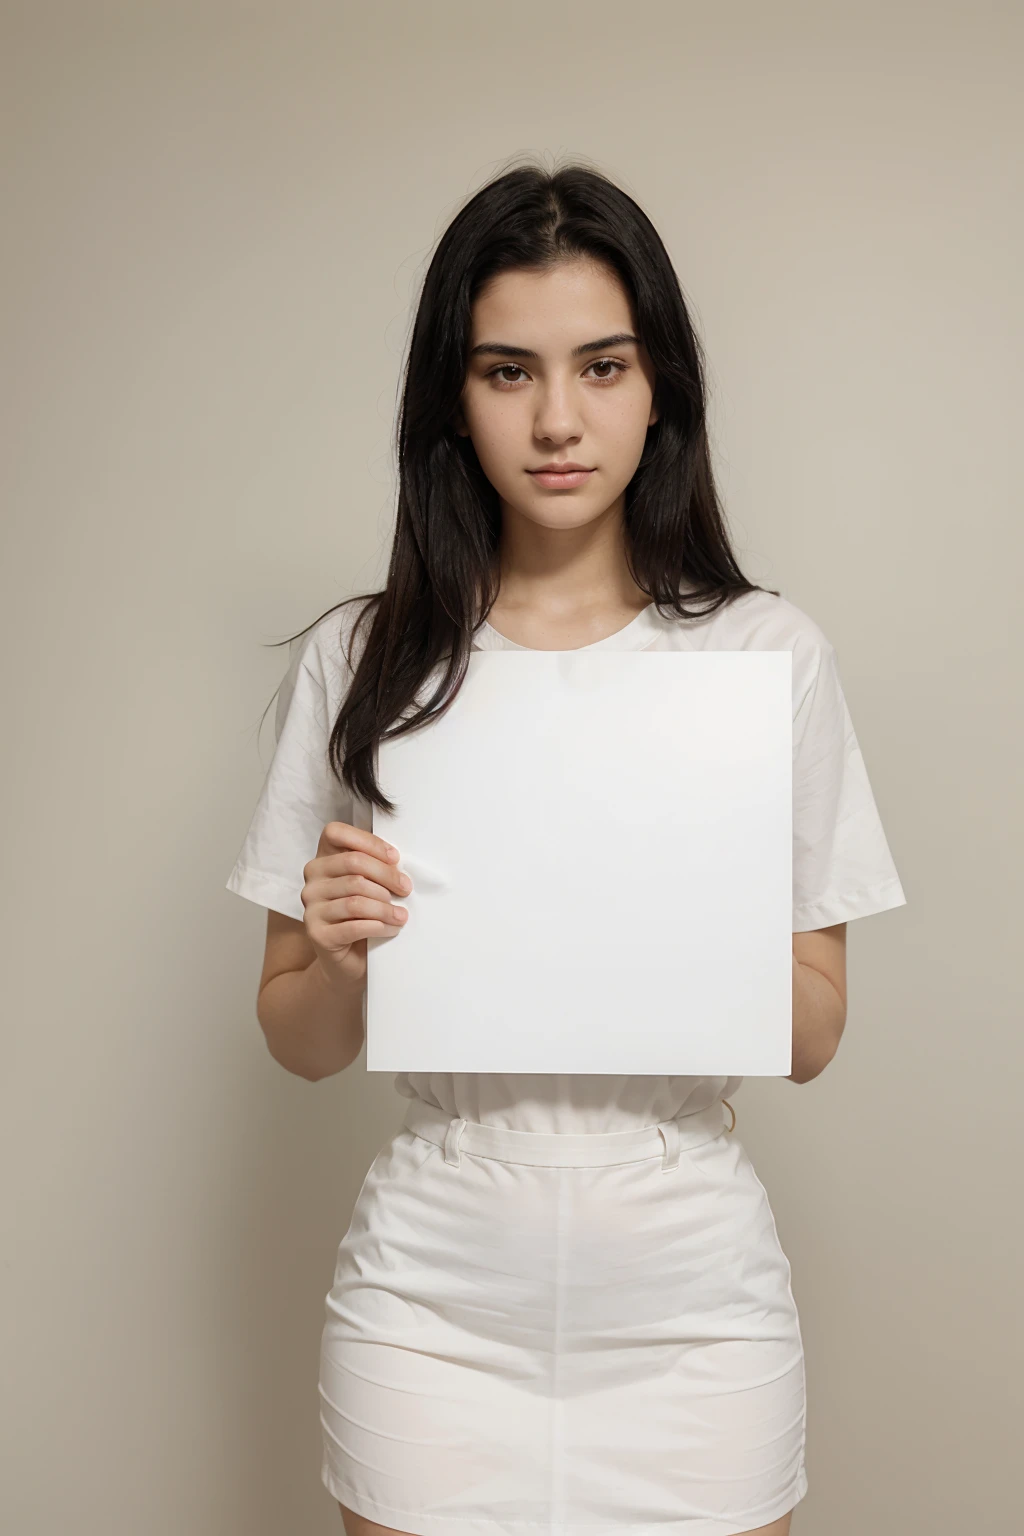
[301,822,412,989]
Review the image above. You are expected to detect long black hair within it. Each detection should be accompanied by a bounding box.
[274,157,777,813]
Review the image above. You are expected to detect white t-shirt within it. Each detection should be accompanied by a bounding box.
[225,588,907,1132]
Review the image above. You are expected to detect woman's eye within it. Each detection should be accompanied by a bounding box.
[487,359,627,389]
[585,359,626,382]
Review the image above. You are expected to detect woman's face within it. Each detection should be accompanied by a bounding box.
[453,258,659,530]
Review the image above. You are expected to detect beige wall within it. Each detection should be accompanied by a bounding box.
[2,3,1020,1531]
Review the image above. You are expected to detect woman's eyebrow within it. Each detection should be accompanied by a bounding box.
[468,332,639,360]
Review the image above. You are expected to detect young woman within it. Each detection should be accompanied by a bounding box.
[226,162,906,1536]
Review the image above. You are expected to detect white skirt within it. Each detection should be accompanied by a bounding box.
[319,1096,808,1535]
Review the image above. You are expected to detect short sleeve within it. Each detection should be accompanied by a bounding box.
[224,627,355,922]
[791,641,907,931]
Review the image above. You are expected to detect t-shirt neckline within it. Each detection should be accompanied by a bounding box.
[474,601,665,653]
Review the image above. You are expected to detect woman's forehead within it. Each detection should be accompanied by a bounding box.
[469,262,636,348]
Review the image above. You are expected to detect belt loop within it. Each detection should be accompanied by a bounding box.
[443,1116,468,1168]
[657,1118,681,1172]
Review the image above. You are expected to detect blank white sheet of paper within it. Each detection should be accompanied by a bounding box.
[366,649,792,1076]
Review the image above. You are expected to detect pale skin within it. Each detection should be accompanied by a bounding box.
[257,258,843,1534]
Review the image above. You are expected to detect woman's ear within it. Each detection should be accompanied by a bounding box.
[647,384,660,429]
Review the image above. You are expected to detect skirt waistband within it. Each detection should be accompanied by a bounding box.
[401,1095,733,1172]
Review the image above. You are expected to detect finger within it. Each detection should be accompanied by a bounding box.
[312,872,398,903]
[309,849,412,898]
[317,821,400,867]
[313,894,409,927]
[307,915,404,945]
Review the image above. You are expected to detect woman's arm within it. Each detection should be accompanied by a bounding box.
[255,909,365,1081]
[788,923,847,1083]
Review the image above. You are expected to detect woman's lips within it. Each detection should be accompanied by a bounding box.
[527,468,595,489]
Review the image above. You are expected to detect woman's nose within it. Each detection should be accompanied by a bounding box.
[533,382,583,443]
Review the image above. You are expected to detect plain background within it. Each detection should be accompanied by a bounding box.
[1,3,1020,1532]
